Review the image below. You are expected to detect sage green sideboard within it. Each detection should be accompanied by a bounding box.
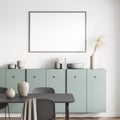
[0,68,106,113]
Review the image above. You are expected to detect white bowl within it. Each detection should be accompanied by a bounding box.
[67,63,84,69]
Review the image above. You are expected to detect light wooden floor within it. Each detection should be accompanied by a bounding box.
[0,118,120,120]
[57,118,120,120]
[56,118,120,120]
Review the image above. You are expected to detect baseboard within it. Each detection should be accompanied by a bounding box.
[0,113,120,118]
[69,113,120,117]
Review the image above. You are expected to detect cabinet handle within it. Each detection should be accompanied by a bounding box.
[93,76,96,78]
[74,76,77,78]
[33,76,36,78]
[53,76,55,78]
[12,76,15,78]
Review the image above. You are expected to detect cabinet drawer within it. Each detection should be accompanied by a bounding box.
[87,69,106,112]
[27,69,45,93]
[6,69,25,92]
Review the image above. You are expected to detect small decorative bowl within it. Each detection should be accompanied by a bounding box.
[8,64,16,69]
[6,88,15,98]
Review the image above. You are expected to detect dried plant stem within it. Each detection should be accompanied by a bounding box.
[93,36,103,54]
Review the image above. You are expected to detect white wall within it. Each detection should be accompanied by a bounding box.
[0,0,120,117]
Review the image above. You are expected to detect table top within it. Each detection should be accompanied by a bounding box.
[0,93,74,103]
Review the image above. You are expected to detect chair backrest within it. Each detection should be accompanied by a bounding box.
[37,99,55,120]
[32,87,55,94]
[0,87,8,109]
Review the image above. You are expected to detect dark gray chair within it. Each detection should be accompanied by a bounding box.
[32,87,55,94]
[0,87,10,120]
[32,87,55,120]
[37,99,56,120]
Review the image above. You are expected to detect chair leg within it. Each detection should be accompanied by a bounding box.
[8,104,10,120]
[5,107,6,120]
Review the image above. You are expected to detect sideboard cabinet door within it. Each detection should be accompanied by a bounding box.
[67,69,86,112]
[27,69,45,93]
[46,69,65,112]
[6,69,25,113]
[0,69,6,113]
[87,69,106,112]
[0,69,5,87]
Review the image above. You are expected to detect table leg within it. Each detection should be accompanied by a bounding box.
[65,102,69,120]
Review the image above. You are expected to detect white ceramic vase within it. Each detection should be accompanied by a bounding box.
[6,88,15,98]
[17,81,29,97]
[17,60,25,69]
